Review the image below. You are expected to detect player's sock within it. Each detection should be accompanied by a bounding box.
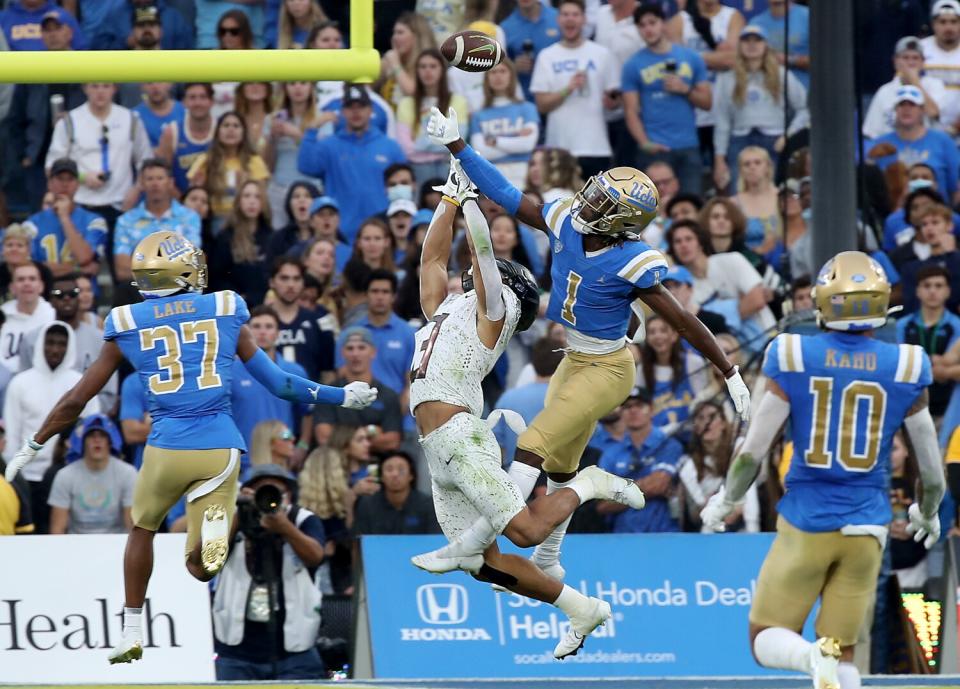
[507,460,540,501]
[123,607,144,641]
[532,477,575,567]
[753,627,812,673]
[837,662,861,689]
[436,517,497,557]
[551,584,590,615]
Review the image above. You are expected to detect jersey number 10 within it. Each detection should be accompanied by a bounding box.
[139,318,222,395]
[804,377,887,472]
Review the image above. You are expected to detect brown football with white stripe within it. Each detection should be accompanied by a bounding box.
[440,30,503,73]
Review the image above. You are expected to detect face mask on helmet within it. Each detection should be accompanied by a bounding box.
[572,173,657,238]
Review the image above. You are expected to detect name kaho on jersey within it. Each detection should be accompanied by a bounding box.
[542,199,668,340]
[764,331,932,533]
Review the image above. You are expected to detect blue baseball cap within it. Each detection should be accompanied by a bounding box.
[663,265,693,286]
[309,196,339,215]
[66,414,123,463]
[412,209,435,228]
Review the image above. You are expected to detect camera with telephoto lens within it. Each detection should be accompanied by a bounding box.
[237,483,284,539]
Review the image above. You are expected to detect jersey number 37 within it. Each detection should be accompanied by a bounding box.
[139,319,222,395]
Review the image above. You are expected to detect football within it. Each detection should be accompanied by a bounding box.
[440,30,503,73]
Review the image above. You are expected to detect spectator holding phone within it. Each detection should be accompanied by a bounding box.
[501,0,561,98]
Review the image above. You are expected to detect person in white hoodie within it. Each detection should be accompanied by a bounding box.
[0,263,55,374]
[3,320,100,532]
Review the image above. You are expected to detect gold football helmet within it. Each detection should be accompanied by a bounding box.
[571,167,659,239]
[131,231,207,298]
[812,251,890,331]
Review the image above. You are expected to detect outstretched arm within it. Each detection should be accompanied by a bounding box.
[462,195,505,325]
[902,390,947,548]
[426,107,548,232]
[420,197,459,320]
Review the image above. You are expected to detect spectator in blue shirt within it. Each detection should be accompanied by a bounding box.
[896,264,960,417]
[133,82,185,147]
[623,4,712,194]
[91,0,194,50]
[335,269,415,403]
[872,86,960,206]
[298,84,406,243]
[500,0,561,99]
[749,0,810,89]
[1,2,87,51]
[882,167,960,251]
[231,305,313,476]
[597,387,684,533]
[493,338,564,465]
[24,158,106,280]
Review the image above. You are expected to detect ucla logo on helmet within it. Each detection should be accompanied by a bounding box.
[160,235,190,259]
[626,180,657,211]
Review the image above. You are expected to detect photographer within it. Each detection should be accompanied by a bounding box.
[212,464,326,680]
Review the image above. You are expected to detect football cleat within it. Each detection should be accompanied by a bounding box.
[809,636,841,689]
[411,550,484,575]
[579,465,646,509]
[554,597,611,659]
[200,504,229,576]
[107,636,143,665]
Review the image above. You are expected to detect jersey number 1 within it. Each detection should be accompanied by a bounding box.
[805,377,887,472]
[561,271,583,326]
[139,319,222,395]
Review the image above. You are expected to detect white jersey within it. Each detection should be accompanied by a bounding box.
[409,289,521,418]
[920,36,960,129]
[679,6,737,127]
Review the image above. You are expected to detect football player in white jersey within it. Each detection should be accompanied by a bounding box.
[410,160,647,659]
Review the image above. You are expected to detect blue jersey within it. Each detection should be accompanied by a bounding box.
[134,100,185,148]
[471,101,541,165]
[169,113,213,193]
[872,129,960,202]
[104,290,250,452]
[542,199,667,340]
[764,332,932,532]
[25,207,107,266]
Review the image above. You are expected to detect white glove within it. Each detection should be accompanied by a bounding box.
[426,107,461,147]
[906,503,941,550]
[724,366,751,422]
[433,156,476,204]
[629,299,646,345]
[700,487,736,532]
[4,436,43,482]
[342,381,378,410]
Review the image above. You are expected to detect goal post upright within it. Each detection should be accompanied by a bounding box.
[0,0,377,83]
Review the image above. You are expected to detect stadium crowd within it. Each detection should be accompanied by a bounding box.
[0,0,958,677]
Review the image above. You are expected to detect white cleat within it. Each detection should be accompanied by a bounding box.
[554,597,612,659]
[809,636,841,689]
[107,635,143,665]
[580,465,645,509]
[492,557,565,592]
[411,549,484,575]
[200,504,229,576]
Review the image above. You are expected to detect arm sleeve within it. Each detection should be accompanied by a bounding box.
[454,144,523,215]
[244,348,345,405]
[462,198,505,322]
[724,391,791,503]
[904,407,947,520]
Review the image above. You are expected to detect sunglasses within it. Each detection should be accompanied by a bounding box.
[274,429,294,441]
[218,26,242,36]
[51,287,81,299]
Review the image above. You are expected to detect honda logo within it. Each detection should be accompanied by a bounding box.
[416,584,468,625]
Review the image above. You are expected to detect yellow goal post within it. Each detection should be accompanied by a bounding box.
[0,0,378,83]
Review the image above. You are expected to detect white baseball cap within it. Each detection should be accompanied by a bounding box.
[932,0,960,18]
[387,199,418,217]
[894,85,925,106]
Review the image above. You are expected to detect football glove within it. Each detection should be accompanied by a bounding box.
[4,436,44,482]
[906,503,941,550]
[426,107,461,147]
[724,366,751,422]
[341,381,378,410]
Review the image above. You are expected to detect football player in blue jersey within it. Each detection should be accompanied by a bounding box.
[425,106,751,581]
[701,252,946,689]
[4,231,378,666]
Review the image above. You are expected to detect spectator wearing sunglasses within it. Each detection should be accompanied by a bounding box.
[18,274,119,412]
[198,4,259,50]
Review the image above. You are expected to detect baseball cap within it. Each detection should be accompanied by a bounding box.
[894,84,925,106]
[49,158,79,178]
[894,36,923,55]
[663,265,693,286]
[242,463,298,492]
[40,10,64,26]
[134,6,160,24]
[412,209,435,228]
[624,386,653,405]
[309,195,339,215]
[739,24,766,40]
[932,0,960,18]
[340,325,374,348]
[387,199,418,217]
[343,83,372,107]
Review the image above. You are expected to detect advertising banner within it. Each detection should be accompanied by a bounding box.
[362,533,812,678]
[0,534,215,683]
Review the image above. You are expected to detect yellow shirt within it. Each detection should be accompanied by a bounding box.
[0,479,33,535]
[947,427,960,465]
[187,154,270,218]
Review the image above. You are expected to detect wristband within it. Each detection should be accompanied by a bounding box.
[442,194,460,207]
[723,363,738,378]
[28,435,43,451]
